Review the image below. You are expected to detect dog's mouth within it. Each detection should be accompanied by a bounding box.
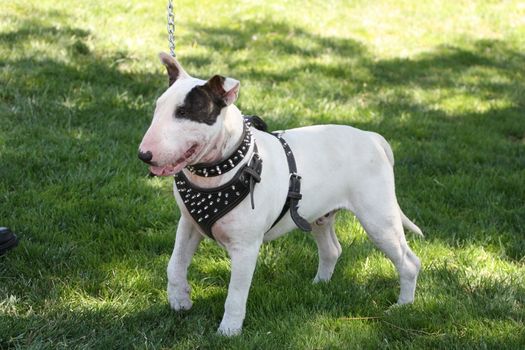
[149,144,199,177]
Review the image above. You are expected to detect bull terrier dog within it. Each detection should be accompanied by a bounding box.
[138,53,423,336]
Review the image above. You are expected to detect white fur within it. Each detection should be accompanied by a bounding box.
[139,57,423,336]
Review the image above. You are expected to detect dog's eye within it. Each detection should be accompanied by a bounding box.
[176,107,187,117]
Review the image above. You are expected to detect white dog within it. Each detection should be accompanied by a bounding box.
[138,53,423,336]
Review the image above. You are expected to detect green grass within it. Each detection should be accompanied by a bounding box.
[1,0,524,348]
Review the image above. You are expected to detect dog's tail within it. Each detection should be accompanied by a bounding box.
[400,208,424,237]
[373,133,424,237]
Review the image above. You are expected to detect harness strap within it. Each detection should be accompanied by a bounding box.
[271,134,312,232]
[246,144,262,210]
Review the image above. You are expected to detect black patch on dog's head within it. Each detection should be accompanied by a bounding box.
[175,77,227,125]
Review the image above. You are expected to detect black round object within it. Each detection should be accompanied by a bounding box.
[0,227,19,255]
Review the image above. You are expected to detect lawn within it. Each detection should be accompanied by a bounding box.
[1,0,524,348]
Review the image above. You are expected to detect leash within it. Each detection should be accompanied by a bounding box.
[167,0,176,57]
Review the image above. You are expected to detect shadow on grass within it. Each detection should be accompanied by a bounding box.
[1,12,524,348]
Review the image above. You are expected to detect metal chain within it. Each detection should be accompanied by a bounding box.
[167,0,176,57]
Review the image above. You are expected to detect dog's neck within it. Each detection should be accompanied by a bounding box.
[218,105,245,160]
[184,105,248,186]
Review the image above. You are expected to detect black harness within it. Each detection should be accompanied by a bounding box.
[174,117,311,239]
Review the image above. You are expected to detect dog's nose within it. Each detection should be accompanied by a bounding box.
[138,150,153,164]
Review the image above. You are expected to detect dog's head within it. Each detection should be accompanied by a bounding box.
[138,53,240,176]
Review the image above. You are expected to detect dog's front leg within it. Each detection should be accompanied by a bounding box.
[218,240,262,336]
[167,215,202,311]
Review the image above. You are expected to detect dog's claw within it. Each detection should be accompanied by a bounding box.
[169,296,193,311]
[217,324,242,337]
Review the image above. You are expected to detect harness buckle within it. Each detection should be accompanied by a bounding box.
[244,150,263,210]
[244,153,262,183]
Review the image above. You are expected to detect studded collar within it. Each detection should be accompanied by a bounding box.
[186,121,251,177]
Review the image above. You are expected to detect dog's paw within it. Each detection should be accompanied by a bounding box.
[385,301,412,315]
[169,295,193,311]
[217,323,242,337]
[313,276,327,284]
[167,283,193,311]
[313,273,332,284]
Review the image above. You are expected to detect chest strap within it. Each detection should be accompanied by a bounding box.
[175,146,263,239]
[270,133,312,232]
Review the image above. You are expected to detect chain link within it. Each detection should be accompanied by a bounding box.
[167,0,176,57]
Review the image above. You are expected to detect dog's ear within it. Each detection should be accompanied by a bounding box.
[159,52,189,86]
[205,75,240,106]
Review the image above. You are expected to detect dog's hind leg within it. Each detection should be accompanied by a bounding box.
[167,215,203,311]
[352,185,421,304]
[312,210,342,283]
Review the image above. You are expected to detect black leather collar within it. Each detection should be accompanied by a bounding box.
[186,122,251,177]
